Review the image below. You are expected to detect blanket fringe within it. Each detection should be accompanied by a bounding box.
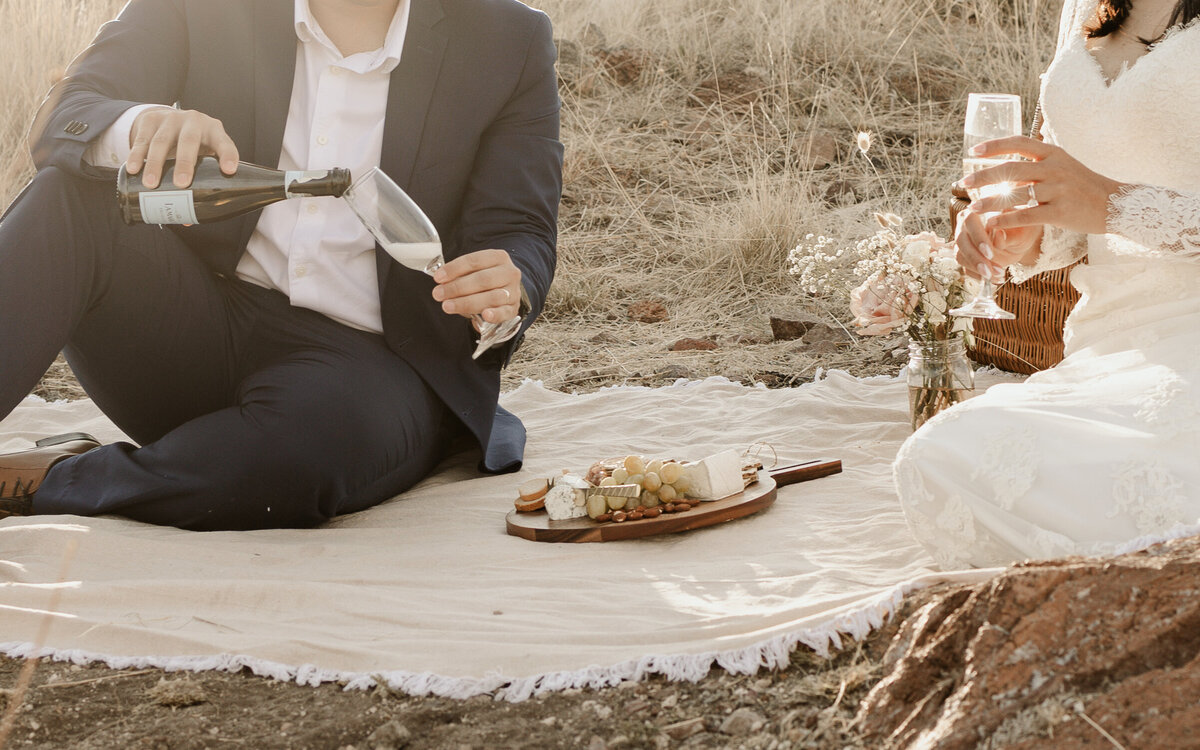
[5,520,1186,703]
[0,577,927,703]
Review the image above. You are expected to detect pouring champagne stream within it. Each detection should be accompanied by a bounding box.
[343,167,522,359]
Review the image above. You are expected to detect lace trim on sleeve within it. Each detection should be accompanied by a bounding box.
[1009,224,1088,284]
[1107,184,1200,260]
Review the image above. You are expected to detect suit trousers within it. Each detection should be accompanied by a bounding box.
[0,167,461,530]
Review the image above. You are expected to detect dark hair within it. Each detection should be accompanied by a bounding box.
[1087,0,1200,41]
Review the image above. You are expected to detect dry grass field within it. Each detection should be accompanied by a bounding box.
[1,0,1066,747]
[520,0,1055,391]
[4,0,1060,395]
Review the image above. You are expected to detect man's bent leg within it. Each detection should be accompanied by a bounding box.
[0,168,129,416]
[1,167,269,521]
[37,303,459,530]
[0,167,236,427]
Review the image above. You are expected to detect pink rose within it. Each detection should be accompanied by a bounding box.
[850,275,917,336]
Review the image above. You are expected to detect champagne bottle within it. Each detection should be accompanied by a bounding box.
[117,156,351,225]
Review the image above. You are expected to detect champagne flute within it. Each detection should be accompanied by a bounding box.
[950,93,1028,320]
[343,167,522,359]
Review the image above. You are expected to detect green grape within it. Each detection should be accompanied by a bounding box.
[647,459,664,475]
[640,489,660,507]
[586,494,608,518]
[627,473,644,488]
[659,462,683,484]
[599,476,618,487]
[672,475,691,494]
[624,455,646,475]
[606,494,629,511]
[612,467,629,484]
[658,484,677,502]
[643,471,662,492]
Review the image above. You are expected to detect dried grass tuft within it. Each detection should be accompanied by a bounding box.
[0,0,126,209]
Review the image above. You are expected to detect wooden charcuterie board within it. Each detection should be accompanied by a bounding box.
[505,458,841,543]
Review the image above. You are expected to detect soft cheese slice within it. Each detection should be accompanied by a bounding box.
[544,474,590,520]
[682,449,744,501]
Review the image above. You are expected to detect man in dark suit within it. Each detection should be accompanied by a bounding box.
[0,0,562,529]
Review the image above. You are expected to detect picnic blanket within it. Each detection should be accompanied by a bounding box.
[0,371,1009,700]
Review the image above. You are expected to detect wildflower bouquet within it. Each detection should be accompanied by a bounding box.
[788,213,980,428]
[788,212,976,345]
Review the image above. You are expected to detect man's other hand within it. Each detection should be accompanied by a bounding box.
[126,107,239,188]
[431,249,523,326]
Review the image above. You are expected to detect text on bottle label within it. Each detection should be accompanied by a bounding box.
[139,191,199,225]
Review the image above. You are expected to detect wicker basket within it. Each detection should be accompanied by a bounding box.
[970,265,1080,373]
[950,189,1081,375]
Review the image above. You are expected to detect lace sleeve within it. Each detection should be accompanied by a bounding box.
[1009,224,1088,284]
[1107,184,1200,260]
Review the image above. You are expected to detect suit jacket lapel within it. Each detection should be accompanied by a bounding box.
[238,0,298,252]
[376,0,449,292]
[252,0,298,168]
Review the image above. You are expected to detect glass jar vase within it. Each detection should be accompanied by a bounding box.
[907,335,975,430]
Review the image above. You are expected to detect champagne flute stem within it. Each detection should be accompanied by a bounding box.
[980,278,997,301]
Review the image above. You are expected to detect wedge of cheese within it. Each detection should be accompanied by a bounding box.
[681,449,744,501]
[544,474,590,520]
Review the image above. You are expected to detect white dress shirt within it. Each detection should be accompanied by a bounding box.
[86,0,412,334]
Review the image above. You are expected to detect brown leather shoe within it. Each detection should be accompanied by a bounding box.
[0,433,101,517]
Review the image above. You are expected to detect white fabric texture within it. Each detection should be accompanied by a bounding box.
[895,0,1200,569]
[1,374,1002,700]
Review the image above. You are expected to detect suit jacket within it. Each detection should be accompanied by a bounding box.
[29,0,563,473]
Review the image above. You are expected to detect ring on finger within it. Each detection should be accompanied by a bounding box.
[1028,184,1038,205]
[501,288,511,303]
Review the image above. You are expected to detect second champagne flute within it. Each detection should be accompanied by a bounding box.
[950,92,1026,320]
[342,167,522,359]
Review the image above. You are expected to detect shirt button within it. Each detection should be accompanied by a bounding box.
[306,203,319,215]
[316,135,329,146]
[330,66,343,75]
[294,265,308,278]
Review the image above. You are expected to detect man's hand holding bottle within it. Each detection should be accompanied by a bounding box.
[125,106,240,189]
[121,107,523,329]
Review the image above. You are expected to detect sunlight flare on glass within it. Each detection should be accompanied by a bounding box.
[950,93,1027,321]
[343,167,521,359]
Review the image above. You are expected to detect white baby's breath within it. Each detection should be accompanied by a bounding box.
[787,218,974,344]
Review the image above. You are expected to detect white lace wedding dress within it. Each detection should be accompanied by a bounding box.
[894,0,1200,569]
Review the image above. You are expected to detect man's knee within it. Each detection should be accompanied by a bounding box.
[25,165,108,203]
[5,166,118,238]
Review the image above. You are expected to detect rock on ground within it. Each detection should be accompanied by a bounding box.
[856,536,1200,749]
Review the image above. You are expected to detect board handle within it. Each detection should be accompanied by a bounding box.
[767,458,842,487]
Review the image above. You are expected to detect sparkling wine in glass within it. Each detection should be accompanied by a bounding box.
[343,167,522,359]
[950,93,1027,321]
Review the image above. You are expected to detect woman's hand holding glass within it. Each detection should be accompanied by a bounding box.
[950,92,1025,319]
[955,153,1043,284]
[956,135,1126,280]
